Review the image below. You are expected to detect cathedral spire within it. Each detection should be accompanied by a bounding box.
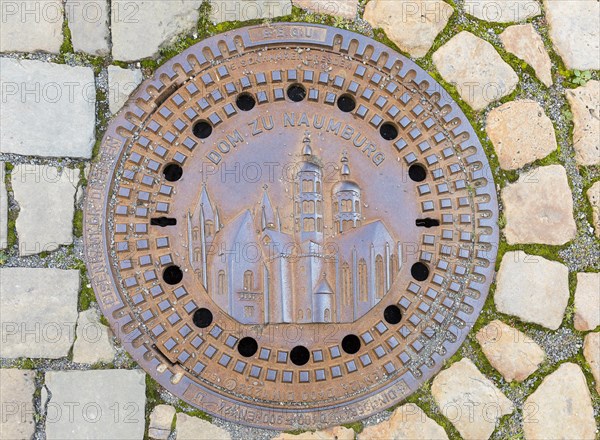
[260,185,276,230]
[341,151,350,178]
[302,131,312,156]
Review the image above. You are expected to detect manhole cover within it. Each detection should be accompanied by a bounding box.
[84,23,499,430]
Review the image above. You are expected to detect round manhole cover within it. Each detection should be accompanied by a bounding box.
[84,23,499,431]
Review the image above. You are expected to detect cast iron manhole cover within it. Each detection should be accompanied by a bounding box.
[84,23,499,430]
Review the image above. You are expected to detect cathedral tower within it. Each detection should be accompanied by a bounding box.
[294,133,324,243]
[332,152,362,234]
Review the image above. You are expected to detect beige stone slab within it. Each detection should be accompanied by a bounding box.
[566,81,600,166]
[464,0,540,22]
[583,332,599,394]
[175,413,231,440]
[293,0,357,19]
[574,272,600,331]
[358,404,448,439]
[588,181,600,238]
[500,24,552,87]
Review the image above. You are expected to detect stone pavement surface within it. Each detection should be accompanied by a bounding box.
[494,251,569,330]
[0,58,96,158]
[0,268,79,359]
[486,100,557,170]
[523,363,596,440]
[0,162,7,249]
[0,369,36,440]
[476,320,545,382]
[1,1,599,439]
[501,165,577,245]
[364,0,453,58]
[72,308,116,364]
[43,369,146,440]
[500,24,552,87]
[566,80,600,166]
[544,0,600,70]
[12,165,79,256]
[432,31,518,110]
[431,358,514,440]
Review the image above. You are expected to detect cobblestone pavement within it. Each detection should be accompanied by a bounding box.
[0,0,598,439]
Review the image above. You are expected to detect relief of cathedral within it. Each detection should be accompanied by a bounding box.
[187,134,402,324]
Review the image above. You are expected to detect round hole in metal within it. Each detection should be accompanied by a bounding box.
[192,308,213,328]
[287,84,307,102]
[411,262,430,281]
[408,164,427,182]
[162,163,183,182]
[290,346,310,366]
[384,305,402,324]
[192,120,212,139]
[337,94,356,112]
[341,334,361,354]
[162,265,183,285]
[236,93,256,111]
[237,337,259,357]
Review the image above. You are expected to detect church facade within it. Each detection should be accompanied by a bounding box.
[187,135,401,324]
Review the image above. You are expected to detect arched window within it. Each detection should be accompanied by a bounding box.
[205,220,214,236]
[193,248,201,262]
[375,255,385,299]
[243,270,253,291]
[342,199,352,212]
[302,179,313,192]
[316,181,321,193]
[358,259,368,302]
[303,200,315,214]
[317,217,323,232]
[298,309,304,320]
[217,270,226,295]
[342,262,352,305]
[324,308,330,322]
[192,226,200,241]
[303,217,315,232]
[333,201,339,213]
[355,200,360,212]
[317,200,322,214]
[390,254,398,283]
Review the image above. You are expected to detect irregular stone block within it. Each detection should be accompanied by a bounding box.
[583,332,600,394]
[0,58,96,158]
[209,0,292,24]
[500,24,552,87]
[588,181,600,238]
[72,308,116,364]
[0,369,36,440]
[358,403,448,439]
[108,65,143,114]
[148,404,176,440]
[0,268,79,358]
[574,272,600,331]
[65,0,110,56]
[293,0,357,19]
[175,413,231,440]
[464,0,540,22]
[566,80,600,166]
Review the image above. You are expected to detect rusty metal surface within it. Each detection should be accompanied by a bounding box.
[84,23,499,431]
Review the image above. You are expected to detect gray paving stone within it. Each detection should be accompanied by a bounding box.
[111,0,203,61]
[293,0,357,18]
[176,413,231,440]
[464,0,540,22]
[148,404,175,440]
[544,0,600,70]
[43,369,146,440]
[209,0,292,24]
[523,363,596,440]
[495,251,569,330]
[0,58,96,158]
[0,369,37,440]
[0,0,64,53]
[12,165,79,256]
[108,65,144,114]
[501,165,577,245]
[0,268,79,359]
[0,162,7,249]
[432,31,518,110]
[72,308,116,364]
[364,0,453,58]
[66,0,110,56]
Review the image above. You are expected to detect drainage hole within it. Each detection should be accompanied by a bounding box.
[192,120,212,139]
[150,217,177,227]
[411,262,430,281]
[290,345,310,366]
[380,122,398,140]
[415,218,440,228]
[237,337,258,357]
[192,308,213,328]
[287,84,307,102]
[337,94,356,112]
[408,164,427,182]
[162,163,183,182]
[162,265,183,285]
[236,93,256,111]
[341,334,361,355]
[384,305,403,325]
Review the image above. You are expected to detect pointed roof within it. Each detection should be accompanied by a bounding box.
[314,274,334,295]
[260,186,276,229]
[302,132,312,156]
[199,184,215,220]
